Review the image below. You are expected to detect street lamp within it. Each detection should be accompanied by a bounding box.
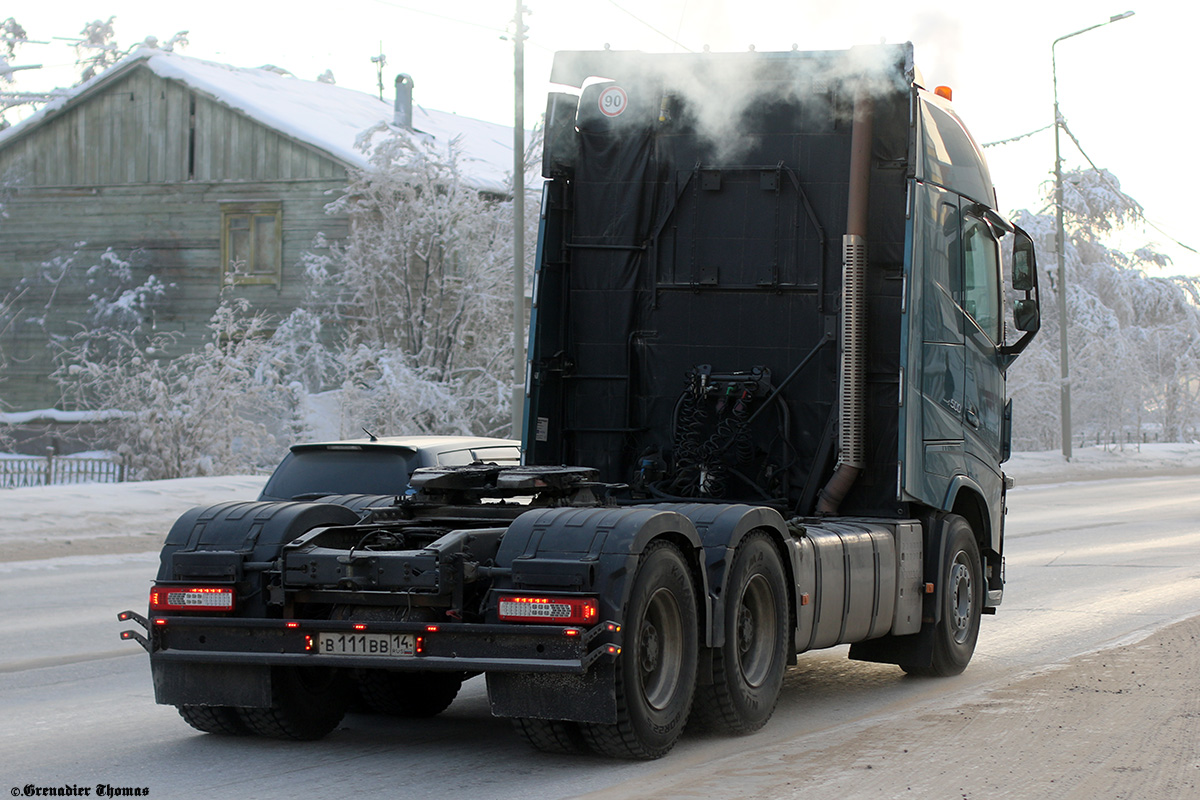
[511,1,528,441]
[1052,10,1134,461]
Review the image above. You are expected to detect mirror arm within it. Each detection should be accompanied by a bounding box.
[1000,329,1037,365]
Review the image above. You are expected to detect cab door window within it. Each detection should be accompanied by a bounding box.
[962,217,1000,343]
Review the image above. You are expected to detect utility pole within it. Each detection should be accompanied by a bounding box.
[371,43,386,101]
[1051,10,1133,461]
[511,2,527,442]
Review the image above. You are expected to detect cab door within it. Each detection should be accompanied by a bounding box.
[960,211,1004,469]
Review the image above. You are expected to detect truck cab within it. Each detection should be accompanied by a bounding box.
[527,44,1039,566]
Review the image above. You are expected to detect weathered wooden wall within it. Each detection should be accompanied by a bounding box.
[0,65,353,411]
[0,67,346,185]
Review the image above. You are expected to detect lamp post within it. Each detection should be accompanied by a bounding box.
[511,1,527,441]
[1052,10,1134,461]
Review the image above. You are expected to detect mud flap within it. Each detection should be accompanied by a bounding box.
[486,662,617,724]
[152,661,272,708]
[848,629,934,668]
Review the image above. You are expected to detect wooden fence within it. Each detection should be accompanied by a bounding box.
[0,453,126,488]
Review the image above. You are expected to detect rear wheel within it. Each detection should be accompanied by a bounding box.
[355,670,464,718]
[690,532,789,733]
[177,705,248,735]
[511,717,589,754]
[902,515,982,677]
[238,666,347,740]
[581,540,698,760]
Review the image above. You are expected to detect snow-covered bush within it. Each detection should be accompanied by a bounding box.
[302,124,537,438]
[54,298,294,480]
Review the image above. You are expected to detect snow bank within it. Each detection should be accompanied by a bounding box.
[1006,442,1200,486]
[0,408,131,424]
[2,444,1197,562]
[0,475,266,550]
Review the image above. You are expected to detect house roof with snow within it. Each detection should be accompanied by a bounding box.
[0,48,518,194]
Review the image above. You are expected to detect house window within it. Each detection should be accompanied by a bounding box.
[221,201,282,285]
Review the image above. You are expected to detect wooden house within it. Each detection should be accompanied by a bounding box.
[0,49,515,412]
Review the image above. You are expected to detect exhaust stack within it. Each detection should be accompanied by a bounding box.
[817,88,873,515]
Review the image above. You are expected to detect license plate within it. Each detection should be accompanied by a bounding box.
[317,632,415,657]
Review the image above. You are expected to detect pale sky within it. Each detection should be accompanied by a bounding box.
[8,0,1198,275]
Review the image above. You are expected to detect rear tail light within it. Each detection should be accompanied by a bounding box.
[149,586,235,612]
[497,595,599,625]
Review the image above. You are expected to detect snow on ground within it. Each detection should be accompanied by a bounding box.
[1004,442,1200,486]
[0,408,131,424]
[0,474,266,562]
[1,443,1198,563]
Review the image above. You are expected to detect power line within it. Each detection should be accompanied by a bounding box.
[1059,118,1197,255]
[986,116,1198,256]
[364,0,510,35]
[981,123,1053,148]
[606,1,694,52]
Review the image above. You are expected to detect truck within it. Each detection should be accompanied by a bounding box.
[120,43,1041,760]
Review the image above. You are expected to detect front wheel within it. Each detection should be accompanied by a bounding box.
[581,540,699,759]
[903,515,982,677]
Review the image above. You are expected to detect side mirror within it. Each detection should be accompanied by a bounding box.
[1012,236,1035,291]
[1001,224,1041,365]
[1013,298,1039,332]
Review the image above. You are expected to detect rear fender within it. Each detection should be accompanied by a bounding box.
[493,506,707,632]
[157,501,362,615]
[648,503,790,648]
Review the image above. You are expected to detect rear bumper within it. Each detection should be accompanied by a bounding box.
[119,611,621,675]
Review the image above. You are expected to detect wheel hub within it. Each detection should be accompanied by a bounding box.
[950,560,973,642]
[637,586,683,711]
[640,623,661,673]
[738,605,756,654]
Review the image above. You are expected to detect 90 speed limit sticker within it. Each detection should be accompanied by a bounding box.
[598,85,628,117]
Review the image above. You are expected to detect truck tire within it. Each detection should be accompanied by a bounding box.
[690,532,788,733]
[581,540,698,759]
[511,717,589,754]
[355,670,464,717]
[238,666,347,740]
[903,515,982,677]
[177,705,248,735]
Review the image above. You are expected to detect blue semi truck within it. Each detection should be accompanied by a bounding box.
[121,43,1040,759]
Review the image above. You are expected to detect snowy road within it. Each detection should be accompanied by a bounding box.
[2,472,1200,799]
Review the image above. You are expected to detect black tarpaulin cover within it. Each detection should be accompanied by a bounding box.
[529,47,911,516]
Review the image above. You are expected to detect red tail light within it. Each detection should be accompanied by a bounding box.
[149,585,235,612]
[497,595,599,625]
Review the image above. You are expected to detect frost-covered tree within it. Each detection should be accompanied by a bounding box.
[73,17,188,84]
[1007,168,1200,449]
[0,17,45,127]
[29,246,297,478]
[1,17,24,61]
[1,242,171,367]
[74,17,122,83]
[83,247,170,330]
[1,17,26,89]
[301,123,539,437]
[54,297,294,479]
